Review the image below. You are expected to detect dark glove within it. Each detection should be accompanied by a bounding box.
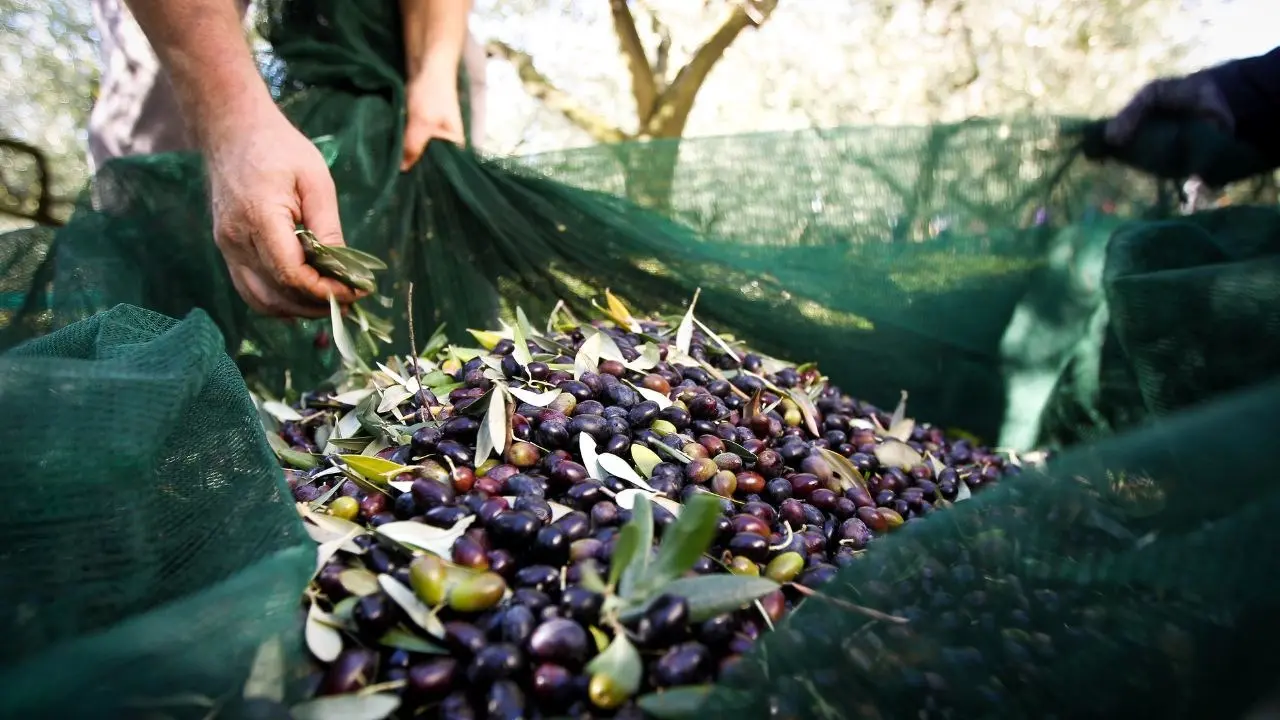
[1105,71,1236,148]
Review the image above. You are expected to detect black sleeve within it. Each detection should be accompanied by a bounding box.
[1205,45,1280,164]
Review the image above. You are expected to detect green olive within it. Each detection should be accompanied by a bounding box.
[729,556,759,577]
[765,552,804,583]
[649,419,677,436]
[588,673,628,709]
[329,496,359,521]
[409,555,448,606]
[447,571,507,613]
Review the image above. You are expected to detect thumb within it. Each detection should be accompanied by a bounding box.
[297,164,345,248]
[402,115,430,172]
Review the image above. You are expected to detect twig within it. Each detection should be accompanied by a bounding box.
[406,282,434,421]
[789,583,910,625]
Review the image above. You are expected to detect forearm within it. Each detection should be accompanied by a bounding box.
[400,0,472,80]
[122,0,272,153]
[1205,46,1280,160]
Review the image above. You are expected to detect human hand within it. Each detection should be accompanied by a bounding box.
[1105,71,1235,147]
[205,102,365,318]
[401,66,466,172]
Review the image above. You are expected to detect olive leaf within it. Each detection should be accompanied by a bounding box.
[290,692,400,720]
[338,568,380,596]
[874,438,923,470]
[262,401,303,423]
[589,625,610,653]
[592,329,628,364]
[573,332,603,379]
[585,633,643,699]
[601,289,642,332]
[467,329,505,350]
[298,229,385,293]
[648,439,693,464]
[628,382,673,410]
[376,362,407,386]
[580,433,604,481]
[614,488,682,518]
[643,493,720,589]
[377,386,415,414]
[378,628,447,654]
[375,515,476,555]
[722,438,757,463]
[305,602,343,663]
[617,495,654,598]
[265,432,318,470]
[327,295,362,368]
[510,316,534,368]
[243,635,286,703]
[596,453,657,492]
[312,526,361,574]
[610,521,641,591]
[955,478,973,502]
[786,388,822,437]
[547,501,575,522]
[332,408,363,441]
[692,317,741,363]
[675,288,701,355]
[578,559,608,594]
[818,447,869,493]
[379,574,445,637]
[624,343,661,373]
[356,392,391,440]
[886,390,914,442]
[630,444,663,478]
[506,385,562,407]
[459,385,497,418]
[340,455,412,484]
[623,575,779,623]
[744,388,763,420]
[422,322,450,359]
[308,478,347,509]
[637,685,712,719]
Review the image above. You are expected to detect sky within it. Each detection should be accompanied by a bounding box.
[1187,0,1277,65]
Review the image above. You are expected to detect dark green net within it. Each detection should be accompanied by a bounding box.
[0,0,1278,717]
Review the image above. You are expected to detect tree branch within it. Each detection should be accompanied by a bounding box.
[609,0,659,123]
[0,138,68,226]
[646,4,672,90]
[486,40,631,144]
[646,0,778,137]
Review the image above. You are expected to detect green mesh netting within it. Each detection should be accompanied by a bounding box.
[1,0,1279,717]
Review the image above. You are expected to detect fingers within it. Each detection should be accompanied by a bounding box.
[230,264,332,319]
[297,164,345,247]
[248,196,361,311]
[1105,81,1160,147]
[1106,76,1235,147]
[402,117,467,171]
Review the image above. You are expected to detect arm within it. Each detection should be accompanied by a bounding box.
[1204,46,1280,161]
[121,0,363,318]
[399,0,473,170]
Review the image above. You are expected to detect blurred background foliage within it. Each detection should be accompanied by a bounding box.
[0,0,1273,230]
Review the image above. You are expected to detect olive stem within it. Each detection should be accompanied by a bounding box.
[788,583,909,625]
[357,679,407,696]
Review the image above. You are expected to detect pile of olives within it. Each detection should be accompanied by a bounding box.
[281,314,1025,719]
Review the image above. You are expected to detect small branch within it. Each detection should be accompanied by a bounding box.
[486,40,631,144]
[789,582,911,625]
[645,0,778,137]
[609,0,659,122]
[0,138,68,226]
[949,1,980,91]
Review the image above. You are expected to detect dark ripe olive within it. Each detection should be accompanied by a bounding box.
[316,563,348,599]
[601,404,627,420]
[831,497,857,519]
[321,647,378,695]
[486,680,526,720]
[712,515,735,543]
[652,642,712,688]
[730,470,763,495]
[882,467,908,493]
[515,496,553,525]
[553,381,590,405]
[392,490,419,519]
[532,525,570,566]
[679,366,709,385]
[856,506,888,532]
[505,441,541,469]
[800,530,827,556]
[710,422,735,443]
[424,505,472,529]
[697,434,726,457]
[800,454,834,486]
[532,663,575,707]
[510,588,552,615]
[659,434,686,452]
[603,384,638,409]
[369,511,398,527]
[570,538,603,563]
[738,503,774,527]
[789,473,821,498]
[637,593,691,648]
[710,471,737,496]
[366,546,394,575]
[569,400,604,420]
[874,489,896,507]
[877,507,905,529]
[765,477,793,504]
[747,414,773,440]
[840,517,873,549]
[486,463,520,484]
[809,488,838,512]
[684,458,718,484]
[702,378,729,397]
[589,501,619,527]
[697,615,736,648]
[537,421,571,450]
[488,510,541,548]
[478,497,510,524]
[849,452,876,473]
[626,401,660,428]
[559,585,604,626]
[442,415,480,440]
[567,481,607,510]
[567,414,609,442]
[824,430,848,447]
[546,461,588,489]
[411,425,443,455]
[528,618,590,667]
[552,511,591,542]
[467,643,523,686]
[730,513,770,537]
[505,474,547,499]
[756,449,784,478]
[690,419,716,436]
[437,440,473,466]
[412,477,455,509]
[453,535,491,570]
[687,394,719,420]
[639,373,671,395]
[778,498,805,527]
[500,604,537,646]
[594,359,623,378]
[712,452,742,474]
[498,354,523,379]
[901,486,925,507]
[846,485,874,509]
[293,484,322,503]
[758,589,787,623]
[915,478,939,501]
[692,556,716,574]
[353,592,397,638]
[728,532,769,563]
[659,406,692,430]
[408,658,458,699]
[652,502,678,534]
[515,564,560,593]
[777,440,808,465]
[801,564,839,587]
[604,433,630,455]
[440,691,476,720]
[893,498,911,517]
[356,492,387,521]
[833,546,861,567]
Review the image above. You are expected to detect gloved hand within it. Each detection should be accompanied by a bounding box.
[1105,70,1236,147]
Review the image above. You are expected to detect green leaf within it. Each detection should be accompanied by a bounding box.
[378,628,447,654]
[874,438,923,470]
[379,574,445,637]
[475,386,507,464]
[511,316,534,368]
[675,289,700,355]
[644,493,721,589]
[585,633,643,698]
[290,693,400,720]
[617,495,653,598]
[637,686,713,719]
[305,602,343,662]
[327,295,362,368]
[818,447,869,494]
[243,635,286,703]
[578,559,608,594]
[692,316,740,362]
[341,454,411,484]
[375,515,476,556]
[886,389,914,441]
[264,432,318,470]
[721,438,758,462]
[459,385,497,417]
[626,575,779,623]
[597,453,656,492]
[422,323,449,358]
[648,439,693,464]
[262,401,303,423]
[507,385,563,407]
[786,387,822,437]
[609,523,641,591]
[630,444,663,478]
[573,332,603,379]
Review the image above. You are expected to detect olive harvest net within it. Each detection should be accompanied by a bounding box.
[2,0,1280,718]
